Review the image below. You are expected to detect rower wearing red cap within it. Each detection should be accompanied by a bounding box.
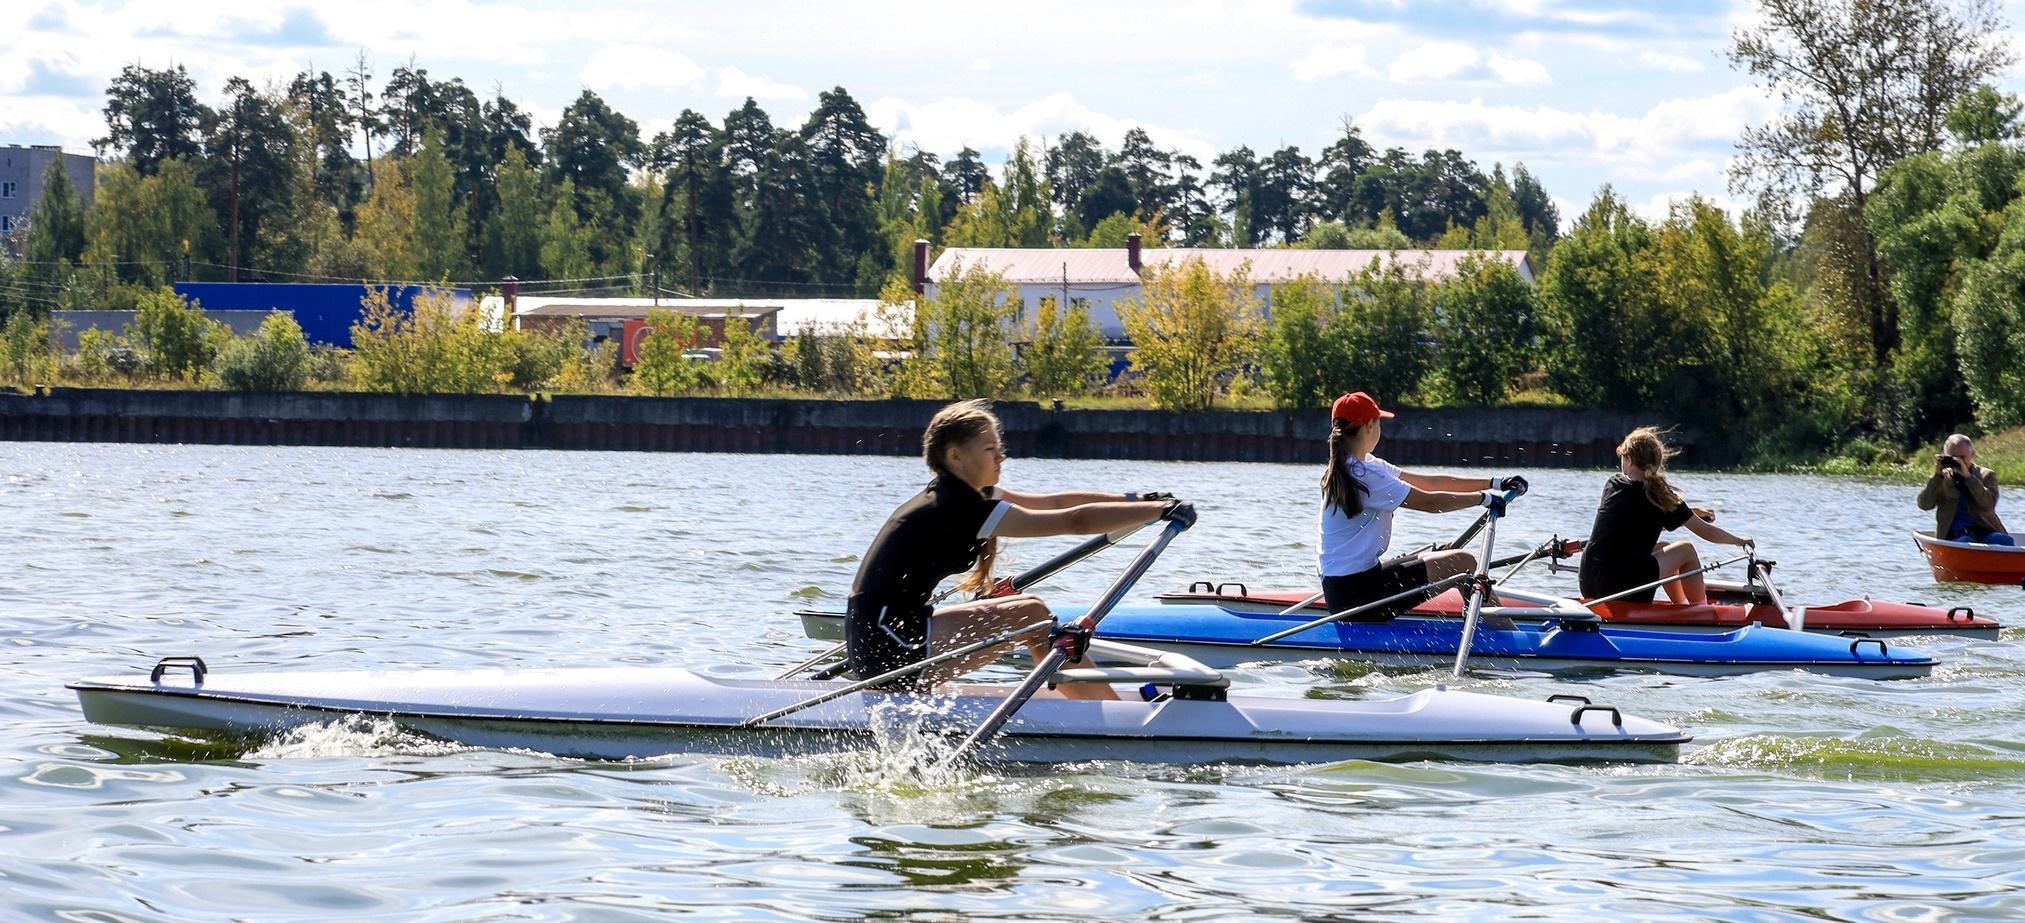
[1318,391,1529,620]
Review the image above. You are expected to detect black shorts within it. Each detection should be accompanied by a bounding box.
[844,595,932,685]
[1579,554,1661,602]
[1322,558,1434,621]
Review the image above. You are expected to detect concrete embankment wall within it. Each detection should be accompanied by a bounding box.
[0,388,1685,466]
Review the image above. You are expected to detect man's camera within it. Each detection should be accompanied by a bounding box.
[1937,454,1961,470]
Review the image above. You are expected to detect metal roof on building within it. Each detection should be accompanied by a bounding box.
[927,248,1533,285]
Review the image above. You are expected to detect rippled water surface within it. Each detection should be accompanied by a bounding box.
[5,443,2024,920]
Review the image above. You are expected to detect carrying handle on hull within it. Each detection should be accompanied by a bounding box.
[1546,694,1592,706]
[1946,606,1974,623]
[1849,637,1890,658]
[150,656,207,685]
[1569,704,1624,727]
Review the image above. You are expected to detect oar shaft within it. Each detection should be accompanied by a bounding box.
[1450,511,1502,678]
[1275,590,1326,616]
[742,619,1054,727]
[1753,560,1801,631]
[775,641,846,681]
[944,519,1188,763]
[1250,572,1471,646]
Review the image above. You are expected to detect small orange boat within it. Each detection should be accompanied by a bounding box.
[1913,530,2025,585]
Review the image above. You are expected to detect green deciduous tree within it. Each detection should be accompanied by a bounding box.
[1428,254,1540,405]
[631,309,703,396]
[1020,295,1107,397]
[84,159,219,285]
[913,261,1018,399]
[217,311,311,391]
[1730,0,2013,367]
[1117,257,1261,410]
[715,310,770,394]
[131,287,228,381]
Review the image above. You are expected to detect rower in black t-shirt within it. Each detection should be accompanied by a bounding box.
[844,399,1181,698]
[1578,427,1753,605]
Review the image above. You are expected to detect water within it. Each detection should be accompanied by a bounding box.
[5,443,2024,920]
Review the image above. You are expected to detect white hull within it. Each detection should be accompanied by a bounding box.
[71,665,1687,765]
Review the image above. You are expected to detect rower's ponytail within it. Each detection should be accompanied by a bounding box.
[924,398,1002,595]
[1321,419,1370,518]
[1617,426,1684,510]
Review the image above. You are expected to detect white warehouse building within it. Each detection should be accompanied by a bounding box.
[917,234,1533,341]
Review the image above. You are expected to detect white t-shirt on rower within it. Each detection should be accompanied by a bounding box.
[1317,454,1414,577]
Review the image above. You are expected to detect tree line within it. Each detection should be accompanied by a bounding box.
[4,0,2023,465]
[0,57,1558,315]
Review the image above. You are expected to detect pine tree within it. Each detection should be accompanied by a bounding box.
[484,144,542,279]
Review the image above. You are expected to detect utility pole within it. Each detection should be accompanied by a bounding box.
[1061,261,1070,319]
[652,267,660,306]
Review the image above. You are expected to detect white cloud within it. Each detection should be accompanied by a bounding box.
[713,66,806,101]
[579,44,705,93]
[1633,189,1750,222]
[1356,86,1779,181]
[1486,52,1551,86]
[1387,42,1549,86]
[968,58,992,72]
[1638,50,1705,74]
[1389,41,1479,82]
[1292,44,1376,81]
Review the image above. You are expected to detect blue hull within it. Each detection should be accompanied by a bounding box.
[1066,604,1937,679]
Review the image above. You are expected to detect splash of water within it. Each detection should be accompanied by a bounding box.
[246,715,472,760]
[1689,733,2025,780]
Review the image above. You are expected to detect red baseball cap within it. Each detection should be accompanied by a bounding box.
[1331,391,1395,425]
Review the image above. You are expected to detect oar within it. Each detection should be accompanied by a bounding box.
[943,513,1193,764]
[774,520,1157,680]
[744,619,1057,727]
[1747,553,1801,630]
[1451,489,1519,678]
[1444,509,1491,552]
[1250,572,1472,645]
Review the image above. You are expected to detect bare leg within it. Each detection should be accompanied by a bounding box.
[1652,541,1705,604]
[1421,548,1477,582]
[925,595,1116,701]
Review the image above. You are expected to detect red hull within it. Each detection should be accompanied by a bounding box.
[1913,531,2025,584]
[1161,584,1999,637]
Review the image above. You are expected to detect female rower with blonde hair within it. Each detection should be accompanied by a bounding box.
[845,399,1190,698]
[1578,427,1753,605]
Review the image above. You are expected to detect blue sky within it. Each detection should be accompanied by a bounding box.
[4,0,2023,221]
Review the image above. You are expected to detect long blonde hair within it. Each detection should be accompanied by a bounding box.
[1618,426,1683,510]
[923,399,1001,594]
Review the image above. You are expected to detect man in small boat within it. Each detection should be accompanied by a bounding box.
[847,398,1188,699]
[1919,434,2012,546]
[1318,391,1528,620]
[1579,427,1754,605]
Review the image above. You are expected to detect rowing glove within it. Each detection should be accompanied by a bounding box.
[1497,475,1529,496]
[1162,500,1198,530]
